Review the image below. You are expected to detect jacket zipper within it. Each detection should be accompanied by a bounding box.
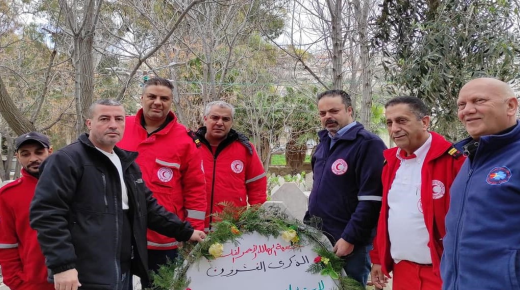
[209,155,217,229]
[102,174,108,212]
[132,179,142,217]
[114,175,121,288]
[452,165,473,289]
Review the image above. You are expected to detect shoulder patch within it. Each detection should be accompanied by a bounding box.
[187,129,201,148]
[446,146,462,159]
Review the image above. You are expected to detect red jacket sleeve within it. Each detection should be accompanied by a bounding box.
[245,144,267,206]
[0,194,24,289]
[370,232,381,265]
[181,141,207,231]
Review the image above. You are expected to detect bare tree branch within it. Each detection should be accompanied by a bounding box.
[116,0,205,100]
[31,50,57,123]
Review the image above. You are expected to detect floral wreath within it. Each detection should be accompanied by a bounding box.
[152,203,364,290]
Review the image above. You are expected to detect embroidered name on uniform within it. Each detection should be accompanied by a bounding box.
[486,166,512,185]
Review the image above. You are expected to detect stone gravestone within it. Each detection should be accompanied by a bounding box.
[271,183,309,221]
[184,201,339,290]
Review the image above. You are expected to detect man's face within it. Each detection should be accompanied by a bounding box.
[86,105,125,152]
[457,79,517,139]
[141,85,173,123]
[385,103,430,155]
[204,105,233,143]
[318,95,353,136]
[16,142,52,175]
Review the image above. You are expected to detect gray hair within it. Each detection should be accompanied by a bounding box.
[204,101,235,117]
[88,99,123,118]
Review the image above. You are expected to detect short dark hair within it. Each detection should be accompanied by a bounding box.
[88,99,123,118]
[143,77,174,92]
[385,96,429,120]
[317,90,352,107]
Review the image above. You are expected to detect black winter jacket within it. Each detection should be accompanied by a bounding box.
[30,134,194,289]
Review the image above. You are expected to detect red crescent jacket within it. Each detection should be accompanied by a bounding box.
[370,132,465,278]
[118,109,206,250]
[0,169,54,290]
[196,127,267,230]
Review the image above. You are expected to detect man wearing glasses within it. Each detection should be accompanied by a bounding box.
[117,77,206,287]
[195,101,267,231]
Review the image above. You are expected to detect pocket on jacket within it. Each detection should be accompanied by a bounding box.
[150,158,180,188]
[510,249,520,290]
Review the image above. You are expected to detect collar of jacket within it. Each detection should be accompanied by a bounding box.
[383,131,452,166]
[135,108,178,135]
[455,120,520,158]
[196,127,253,155]
[21,167,39,181]
[78,133,138,165]
[318,122,364,142]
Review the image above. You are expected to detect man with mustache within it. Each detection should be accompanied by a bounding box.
[117,77,206,286]
[370,97,465,290]
[195,101,267,231]
[305,90,386,286]
[0,132,54,290]
[441,78,520,290]
[30,99,206,290]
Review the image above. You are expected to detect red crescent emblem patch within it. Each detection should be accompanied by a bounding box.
[331,159,348,175]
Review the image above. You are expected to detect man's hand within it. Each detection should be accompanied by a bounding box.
[189,230,206,242]
[370,263,388,289]
[333,238,354,257]
[54,268,81,290]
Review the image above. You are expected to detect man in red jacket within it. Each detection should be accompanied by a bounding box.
[0,132,54,290]
[370,97,465,290]
[117,77,206,286]
[195,101,267,230]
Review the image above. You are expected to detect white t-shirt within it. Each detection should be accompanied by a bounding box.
[96,147,129,210]
[388,134,432,264]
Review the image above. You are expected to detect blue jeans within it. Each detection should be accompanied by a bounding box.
[342,244,372,287]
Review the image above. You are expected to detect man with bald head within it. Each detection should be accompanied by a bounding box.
[441,78,520,290]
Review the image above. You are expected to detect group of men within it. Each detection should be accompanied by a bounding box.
[307,77,520,290]
[0,76,518,290]
[0,77,267,290]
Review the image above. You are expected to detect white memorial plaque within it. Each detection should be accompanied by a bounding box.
[186,232,338,290]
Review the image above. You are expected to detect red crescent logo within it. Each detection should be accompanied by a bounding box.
[231,160,244,173]
[331,159,348,175]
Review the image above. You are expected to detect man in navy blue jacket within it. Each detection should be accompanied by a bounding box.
[305,90,386,286]
[441,78,520,290]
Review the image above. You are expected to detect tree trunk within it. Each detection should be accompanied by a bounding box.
[0,75,36,135]
[73,24,96,137]
[355,0,372,126]
[328,0,343,90]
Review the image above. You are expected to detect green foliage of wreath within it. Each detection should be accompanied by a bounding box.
[150,203,365,290]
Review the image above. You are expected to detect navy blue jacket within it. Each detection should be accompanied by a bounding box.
[441,121,520,290]
[306,122,386,246]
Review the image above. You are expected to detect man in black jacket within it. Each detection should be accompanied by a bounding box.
[30,99,206,290]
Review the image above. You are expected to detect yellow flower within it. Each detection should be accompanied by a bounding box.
[322,257,330,265]
[230,226,240,235]
[291,235,299,243]
[208,243,224,258]
[281,229,297,243]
